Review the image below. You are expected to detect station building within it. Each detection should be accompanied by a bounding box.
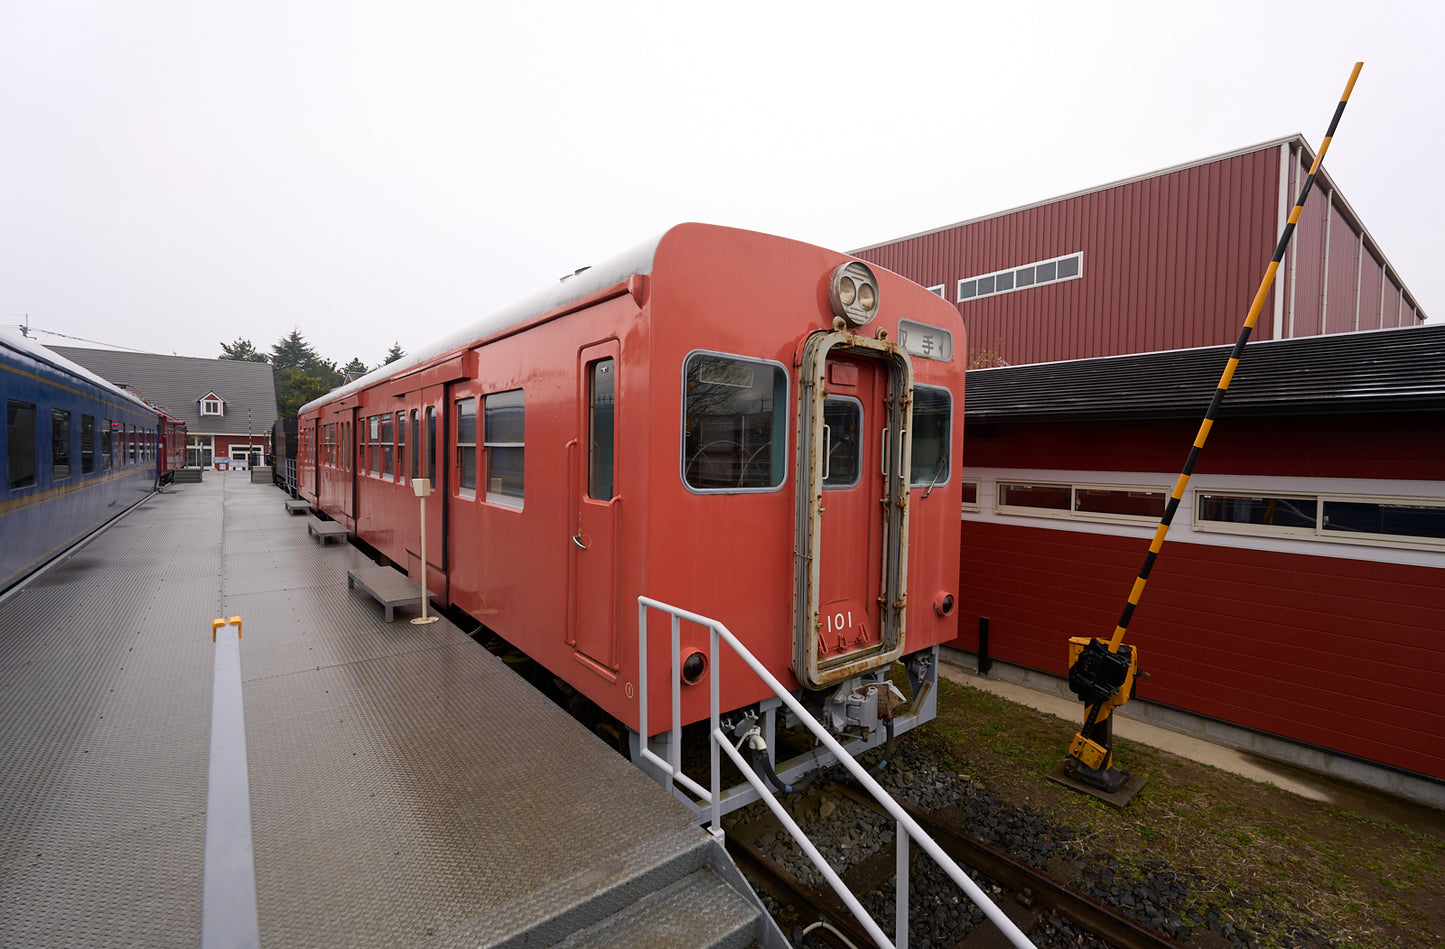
[52,347,278,469]
[856,136,1443,801]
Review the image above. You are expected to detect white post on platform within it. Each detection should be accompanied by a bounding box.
[410,478,439,625]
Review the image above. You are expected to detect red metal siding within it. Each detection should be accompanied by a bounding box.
[955,520,1444,780]
[858,148,1283,365]
[1357,247,1385,331]
[1324,202,1360,334]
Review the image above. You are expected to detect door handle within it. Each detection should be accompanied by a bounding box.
[573,530,589,550]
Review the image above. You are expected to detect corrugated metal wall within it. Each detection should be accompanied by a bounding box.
[858,139,1426,365]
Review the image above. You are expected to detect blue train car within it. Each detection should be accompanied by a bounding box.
[2,328,161,593]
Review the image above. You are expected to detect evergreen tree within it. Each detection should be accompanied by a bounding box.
[341,357,369,379]
[383,341,406,365]
[219,338,268,362]
[271,328,321,371]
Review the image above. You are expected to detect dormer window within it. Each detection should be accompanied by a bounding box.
[200,392,224,417]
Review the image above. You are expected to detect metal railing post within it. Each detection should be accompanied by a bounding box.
[896,821,910,948]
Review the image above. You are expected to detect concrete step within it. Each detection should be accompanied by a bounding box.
[551,866,764,949]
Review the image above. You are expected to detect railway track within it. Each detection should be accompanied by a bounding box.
[724,775,1183,949]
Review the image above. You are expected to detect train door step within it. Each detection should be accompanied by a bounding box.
[284,499,311,515]
[347,566,425,622]
[307,520,348,545]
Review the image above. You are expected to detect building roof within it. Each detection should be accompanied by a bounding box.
[964,323,1445,423]
[50,347,279,435]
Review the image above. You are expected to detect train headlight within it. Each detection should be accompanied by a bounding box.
[829,261,880,326]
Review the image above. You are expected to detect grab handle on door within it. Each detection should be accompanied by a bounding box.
[822,424,831,482]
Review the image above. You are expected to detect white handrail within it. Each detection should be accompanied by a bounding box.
[637,595,1033,949]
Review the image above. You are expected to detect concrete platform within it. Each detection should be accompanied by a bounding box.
[0,476,778,948]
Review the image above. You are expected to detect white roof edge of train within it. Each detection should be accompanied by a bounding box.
[299,229,669,415]
[0,326,156,415]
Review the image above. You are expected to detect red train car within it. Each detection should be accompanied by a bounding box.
[157,410,187,484]
[298,224,966,804]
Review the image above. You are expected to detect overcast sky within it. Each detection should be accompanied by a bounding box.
[2,1,1439,366]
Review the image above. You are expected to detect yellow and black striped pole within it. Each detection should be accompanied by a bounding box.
[1106,61,1362,654]
[1066,63,1364,790]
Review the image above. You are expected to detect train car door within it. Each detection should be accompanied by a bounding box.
[793,331,913,689]
[569,340,620,670]
[405,386,446,601]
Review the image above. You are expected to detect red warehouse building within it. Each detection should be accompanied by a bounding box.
[855,135,1427,367]
[857,138,1440,804]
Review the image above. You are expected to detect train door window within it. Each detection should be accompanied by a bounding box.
[7,400,36,489]
[588,360,614,501]
[101,419,112,470]
[81,415,95,474]
[821,396,862,489]
[909,385,952,488]
[425,407,437,485]
[380,413,393,478]
[456,398,477,495]
[409,410,419,481]
[484,389,524,504]
[52,409,72,481]
[394,411,405,483]
[682,352,788,492]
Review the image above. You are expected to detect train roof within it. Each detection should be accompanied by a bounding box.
[1,326,156,415]
[300,230,667,414]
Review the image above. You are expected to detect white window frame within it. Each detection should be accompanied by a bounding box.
[996,479,1169,526]
[201,397,223,417]
[957,252,1083,303]
[1194,490,1445,553]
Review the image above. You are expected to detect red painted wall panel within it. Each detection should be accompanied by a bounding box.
[1324,202,1360,335]
[956,519,1445,779]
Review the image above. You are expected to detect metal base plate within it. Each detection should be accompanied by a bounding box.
[1047,760,1149,808]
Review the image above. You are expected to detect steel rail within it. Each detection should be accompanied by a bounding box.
[835,782,1180,949]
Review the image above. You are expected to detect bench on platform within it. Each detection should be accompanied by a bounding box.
[347,566,426,622]
[307,520,348,545]
[285,499,311,515]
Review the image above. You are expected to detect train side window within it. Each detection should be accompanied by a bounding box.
[822,396,861,489]
[368,416,381,476]
[7,400,37,489]
[484,390,524,504]
[380,413,393,478]
[588,360,614,501]
[127,424,136,464]
[425,407,437,485]
[682,352,788,492]
[456,398,477,495]
[394,411,405,483]
[910,385,952,487]
[409,410,419,481]
[81,415,95,474]
[102,418,112,470]
[52,409,72,481]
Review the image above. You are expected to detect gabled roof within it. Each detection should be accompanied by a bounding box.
[50,347,279,435]
[964,324,1445,423]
